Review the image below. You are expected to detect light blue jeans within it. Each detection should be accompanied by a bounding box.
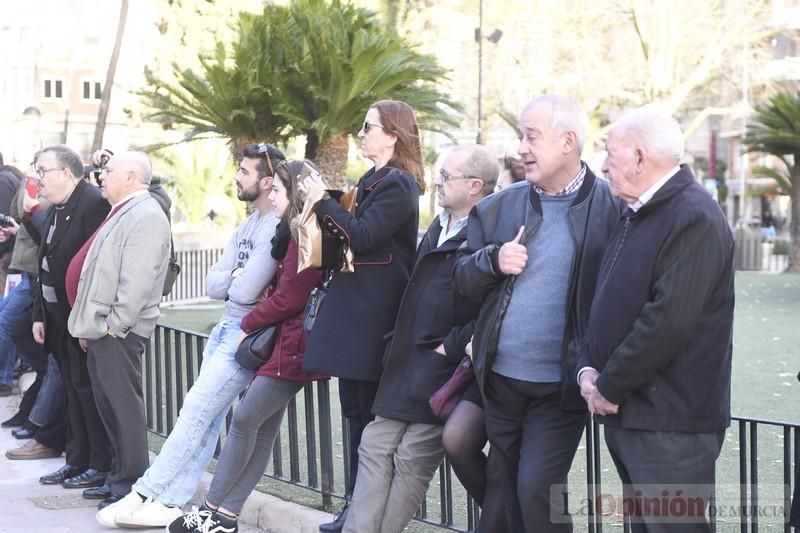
[133,319,253,507]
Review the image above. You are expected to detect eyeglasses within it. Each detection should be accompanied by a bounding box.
[362,121,386,133]
[439,168,481,182]
[35,167,65,179]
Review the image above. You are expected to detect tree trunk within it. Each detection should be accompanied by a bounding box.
[789,158,800,272]
[92,0,129,152]
[314,133,349,190]
[305,130,320,161]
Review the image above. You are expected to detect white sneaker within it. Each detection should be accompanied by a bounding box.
[115,497,183,528]
[96,491,145,528]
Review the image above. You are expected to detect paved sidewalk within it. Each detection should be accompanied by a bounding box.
[1,388,331,532]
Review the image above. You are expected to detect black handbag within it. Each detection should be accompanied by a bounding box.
[303,270,333,333]
[234,325,278,370]
[162,238,181,296]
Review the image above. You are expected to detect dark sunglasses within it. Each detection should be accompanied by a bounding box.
[362,121,386,133]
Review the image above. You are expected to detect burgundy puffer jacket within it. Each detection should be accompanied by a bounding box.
[241,238,327,382]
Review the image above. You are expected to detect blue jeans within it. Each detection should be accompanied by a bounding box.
[133,319,252,507]
[0,274,32,386]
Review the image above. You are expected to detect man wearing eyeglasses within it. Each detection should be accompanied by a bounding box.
[342,145,498,533]
[453,96,622,532]
[95,143,285,529]
[8,146,113,492]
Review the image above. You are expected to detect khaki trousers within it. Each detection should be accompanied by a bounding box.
[343,416,444,533]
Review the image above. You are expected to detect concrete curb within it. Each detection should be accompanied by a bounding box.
[190,470,335,533]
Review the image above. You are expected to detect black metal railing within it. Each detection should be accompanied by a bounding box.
[161,248,224,303]
[144,324,799,532]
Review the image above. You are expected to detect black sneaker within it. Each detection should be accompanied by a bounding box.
[166,505,213,533]
[197,511,237,533]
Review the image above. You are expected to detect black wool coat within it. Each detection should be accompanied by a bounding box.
[371,218,479,425]
[25,180,110,352]
[303,166,419,382]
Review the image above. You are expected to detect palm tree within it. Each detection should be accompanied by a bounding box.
[139,0,461,186]
[279,0,461,187]
[744,92,800,272]
[139,7,296,157]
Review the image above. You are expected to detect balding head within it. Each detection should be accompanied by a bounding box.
[611,106,684,163]
[102,151,153,204]
[602,105,684,203]
[451,144,499,196]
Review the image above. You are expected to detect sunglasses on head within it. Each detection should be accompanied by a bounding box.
[257,143,276,175]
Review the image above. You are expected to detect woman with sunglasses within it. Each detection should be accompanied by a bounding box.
[167,160,327,533]
[299,100,424,530]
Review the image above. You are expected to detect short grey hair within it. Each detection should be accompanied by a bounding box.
[41,145,83,180]
[453,144,500,196]
[613,105,684,162]
[524,95,588,152]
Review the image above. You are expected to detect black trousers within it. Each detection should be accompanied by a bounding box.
[338,378,379,498]
[604,426,725,533]
[480,371,586,533]
[87,333,149,496]
[43,309,112,470]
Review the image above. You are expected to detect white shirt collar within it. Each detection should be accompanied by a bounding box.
[629,165,681,213]
[437,210,468,247]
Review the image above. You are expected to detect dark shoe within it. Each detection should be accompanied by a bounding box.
[166,506,224,533]
[98,494,125,510]
[12,362,32,380]
[83,484,112,500]
[1,410,27,428]
[319,503,349,532]
[12,424,36,439]
[62,468,107,489]
[0,383,12,396]
[5,440,61,460]
[40,464,86,485]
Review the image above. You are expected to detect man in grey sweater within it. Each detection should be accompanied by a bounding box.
[97,143,285,529]
[453,95,620,532]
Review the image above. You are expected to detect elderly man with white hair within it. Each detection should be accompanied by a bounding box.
[67,150,172,512]
[577,107,735,532]
[454,95,621,532]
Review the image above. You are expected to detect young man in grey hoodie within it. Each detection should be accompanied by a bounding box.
[96,143,285,529]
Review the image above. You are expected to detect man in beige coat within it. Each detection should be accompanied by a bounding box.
[67,151,171,513]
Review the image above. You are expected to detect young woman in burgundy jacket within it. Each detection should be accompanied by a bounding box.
[168,160,325,533]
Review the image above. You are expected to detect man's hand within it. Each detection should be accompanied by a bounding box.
[579,369,619,416]
[32,321,45,345]
[79,339,88,352]
[498,226,528,275]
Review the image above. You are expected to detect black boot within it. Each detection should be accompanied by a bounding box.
[1,410,26,428]
[319,502,349,532]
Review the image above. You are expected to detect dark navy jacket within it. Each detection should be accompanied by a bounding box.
[577,165,735,433]
[372,217,479,425]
